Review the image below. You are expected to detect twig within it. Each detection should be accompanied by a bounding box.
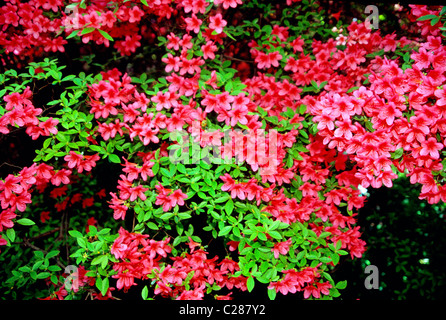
[0,162,24,171]
[223,55,254,63]
[64,211,70,265]
[132,211,136,232]
[26,227,61,242]
[23,239,67,270]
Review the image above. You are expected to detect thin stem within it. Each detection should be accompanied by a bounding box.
[0,162,24,171]
[23,239,67,270]
[222,55,254,63]
[21,227,60,242]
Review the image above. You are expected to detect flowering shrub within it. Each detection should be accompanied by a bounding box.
[0,0,445,300]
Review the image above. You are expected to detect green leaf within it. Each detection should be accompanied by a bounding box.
[297,145,309,152]
[268,230,282,240]
[101,277,109,296]
[87,225,97,236]
[98,29,114,41]
[346,86,360,94]
[224,31,236,41]
[392,148,404,159]
[336,280,347,290]
[330,253,339,265]
[43,138,52,149]
[89,145,103,153]
[257,232,267,241]
[91,255,105,265]
[36,272,51,279]
[96,276,103,292]
[160,212,174,220]
[365,49,384,58]
[335,240,342,251]
[91,255,108,269]
[299,129,308,139]
[56,132,68,143]
[48,265,62,272]
[258,107,267,117]
[142,285,149,300]
[160,168,171,177]
[51,275,59,285]
[33,251,44,259]
[69,230,83,238]
[232,226,241,238]
[61,75,76,82]
[46,250,60,259]
[16,218,35,226]
[266,116,278,124]
[66,30,79,39]
[97,228,111,235]
[80,27,96,35]
[262,25,272,34]
[178,212,192,220]
[146,222,159,230]
[77,237,87,248]
[268,288,277,300]
[152,162,159,175]
[199,160,211,170]
[431,16,440,26]
[416,14,438,21]
[214,194,230,203]
[224,199,234,215]
[225,80,233,93]
[6,228,15,242]
[197,191,208,200]
[319,256,332,264]
[247,276,255,292]
[177,162,186,174]
[218,225,232,236]
[268,220,279,232]
[173,236,182,247]
[108,154,121,163]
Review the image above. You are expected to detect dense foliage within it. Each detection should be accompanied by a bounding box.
[334,174,446,300]
[0,0,445,300]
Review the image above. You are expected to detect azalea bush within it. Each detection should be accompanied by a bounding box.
[0,0,445,300]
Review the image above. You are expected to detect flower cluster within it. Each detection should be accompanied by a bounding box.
[0,0,178,62]
[268,266,332,299]
[0,163,73,253]
[0,87,59,140]
[311,17,446,204]
[0,0,66,60]
[110,227,245,299]
[155,183,188,212]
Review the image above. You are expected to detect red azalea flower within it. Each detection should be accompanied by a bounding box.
[169,189,188,207]
[40,211,50,223]
[209,13,227,34]
[51,169,71,186]
[0,175,23,200]
[271,238,292,259]
[0,209,16,232]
